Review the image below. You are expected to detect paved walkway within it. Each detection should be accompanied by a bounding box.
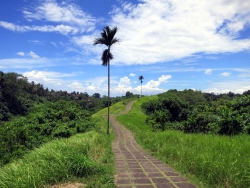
[111,100,197,188]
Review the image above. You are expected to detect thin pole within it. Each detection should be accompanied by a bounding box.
[141,81,142,97]
[107,60,110,134]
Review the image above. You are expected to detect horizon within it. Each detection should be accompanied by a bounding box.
[0,0,250,97]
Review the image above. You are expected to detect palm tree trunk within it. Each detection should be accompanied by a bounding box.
[141,82,142,97]
[107,60,110,134]
[107,47,111,134]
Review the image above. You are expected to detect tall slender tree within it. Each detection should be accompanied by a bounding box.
[139,75,144,97]
[93,26,120,134]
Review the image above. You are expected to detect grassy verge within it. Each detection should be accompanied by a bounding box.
[117,97,250,188]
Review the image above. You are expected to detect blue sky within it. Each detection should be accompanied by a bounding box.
[0,0,250,96]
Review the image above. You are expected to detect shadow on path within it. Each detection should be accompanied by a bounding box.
[111,100,197,188]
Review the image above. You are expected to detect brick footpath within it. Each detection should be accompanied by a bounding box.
[111,101,197,188]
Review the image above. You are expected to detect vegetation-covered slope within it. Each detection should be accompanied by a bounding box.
[142,89,250,135]
[0,100,95,166]
[0,101,138,188]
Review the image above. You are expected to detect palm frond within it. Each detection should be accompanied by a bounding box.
[93,38,107,46]
[139,76,144,80]
[111,38,120,45]
[93,26,120,47]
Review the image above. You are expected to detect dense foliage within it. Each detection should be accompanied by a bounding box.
[142,89,250,135]
[0,100,96,166]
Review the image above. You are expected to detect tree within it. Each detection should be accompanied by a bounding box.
[139,75,144,97]
[92,93,101,99]
[126,91,133,97]
[93,26,120,134]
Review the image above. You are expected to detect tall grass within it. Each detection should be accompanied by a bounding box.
[0,132,102,188]
[117,97,250,188]
[0,98,127,188]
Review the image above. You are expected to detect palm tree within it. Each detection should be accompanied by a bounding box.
[139,75,144,97]
[93,26,120,134]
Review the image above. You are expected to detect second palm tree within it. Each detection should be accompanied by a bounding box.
[139,75,144,97]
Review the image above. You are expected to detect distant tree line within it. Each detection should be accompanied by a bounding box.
[142,89,250,135]
[0,71,136,124]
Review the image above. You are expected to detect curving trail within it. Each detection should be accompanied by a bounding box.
[111,100,197,188]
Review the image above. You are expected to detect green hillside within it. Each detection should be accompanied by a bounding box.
[117,95,250,188]
[0,98,134,188]
[1,71,250,187]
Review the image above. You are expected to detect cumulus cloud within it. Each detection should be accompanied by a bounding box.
[205,69,212,75]
[28,51,40,59]
[17,52,25,56]
[68,81,85,91]
[2,0,250,65]
[23,70,76,90]
[24,70,63,87]
[22,1,95,27]
[130,73,136,77]
[106,0,250,65]
[221,72,231,77]
[131,75,172,95]
[114,76,132,93]
[0,0,96,35]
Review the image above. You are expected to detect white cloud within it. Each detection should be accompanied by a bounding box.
[23,70,76,90]
[130,73,136,77]
[0,1,96,35]
[0,21,27,32]
[205,80,250,94]
[159,75,172,82]
[221,72,231,77]
[132,75,172,95]
[205,69,212,75]
[50,42,58,48]
[2,0,250,66]
[0,58,56,69]
[17,52,25,56]
[23,70,74,79]
[28,51,40,59]
[28,40,44,45]
[0,21,81,35]
[24,70,63,87]
[105,0,250,65]
[21,70,174,96]
[114,76,132,92]
[68,81,85,91]
[22,1,95,27]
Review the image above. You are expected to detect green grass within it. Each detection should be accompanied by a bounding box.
[117,96,250,188]
[0,100,131,188]
[92,98,135,118]
[0,131,116,188]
